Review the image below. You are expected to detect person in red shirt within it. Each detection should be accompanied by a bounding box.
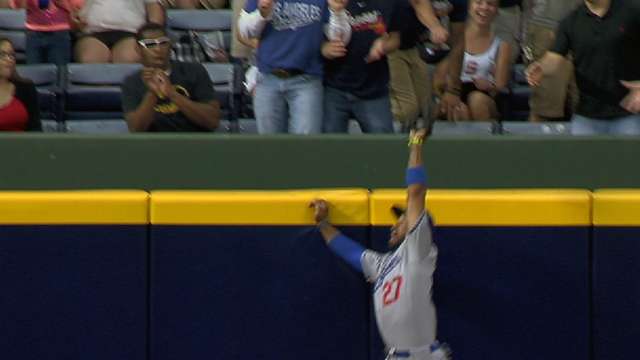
[0,38,41,131]
[10,0,84,65]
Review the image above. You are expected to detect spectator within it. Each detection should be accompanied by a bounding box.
[522,0,581,122]
[322,0,403,133]
[160,0,228,8]
[239,0,348,134]
[122,23,220,132]
[431,0,466,118]
[494,0,522,64]
[232,0,258,107]
[389,0,450,131]
[0,37,41,131]
[448,0,467,44]
[232,0,257,59]
[73,0,165,63]
[9,0,83,66]
[447,0,512,121]
[527,0,640,135]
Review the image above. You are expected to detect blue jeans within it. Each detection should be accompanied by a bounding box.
[253,73,323,134]
[26,30,71,66]
[323,86,394,133]
[571,114,640,135]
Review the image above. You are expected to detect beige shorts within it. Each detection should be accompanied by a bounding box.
[525,23,578,118]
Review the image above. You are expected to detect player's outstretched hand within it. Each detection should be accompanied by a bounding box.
[309,199,329,224]
[409,128,428,145]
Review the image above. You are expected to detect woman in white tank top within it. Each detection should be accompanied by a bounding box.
[453,0,511,121]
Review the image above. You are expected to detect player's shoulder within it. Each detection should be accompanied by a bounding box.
[407,211,431,237]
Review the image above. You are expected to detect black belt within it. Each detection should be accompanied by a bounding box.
[270,68,304,78]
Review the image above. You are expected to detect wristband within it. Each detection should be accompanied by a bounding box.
[406,166,427,186]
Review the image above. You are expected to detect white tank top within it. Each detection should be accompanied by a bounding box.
[460,36,502,84]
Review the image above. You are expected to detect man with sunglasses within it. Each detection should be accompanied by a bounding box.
[121,22,220,132]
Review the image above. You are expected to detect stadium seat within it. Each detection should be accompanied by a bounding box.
[501,121,570,135]
[214,120,233,133]
[202,62,242,126]
[64,119,130,133]
[431,121,494,135]
[64,63,142,120]
[167,9,233,52]
[508,64,532,121]
[167,9,232,31]
[16,64,62,123]
[0,9,27,63]
[237,118,257,134]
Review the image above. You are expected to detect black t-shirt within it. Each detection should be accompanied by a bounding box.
[398,0,453,50]
[450,0,468,23]
[324,0,403,99]
[551,0,640,118]
[121,62,216,132]
[499,0,521,8]
[399,0,426,50]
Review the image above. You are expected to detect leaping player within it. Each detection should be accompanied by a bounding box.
[310,128,450,360]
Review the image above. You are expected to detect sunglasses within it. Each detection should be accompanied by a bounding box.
[138,37,171,49]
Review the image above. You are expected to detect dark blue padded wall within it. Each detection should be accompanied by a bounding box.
[0,225,147,360]
[150,225,371,360]
[368,226,591,360]
[592,227,640,360]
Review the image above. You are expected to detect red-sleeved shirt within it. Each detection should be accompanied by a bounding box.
[0,97,29,131]
[10,0,84,32]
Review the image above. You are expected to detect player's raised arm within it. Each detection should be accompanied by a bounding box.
[405,128,428,230]
[310,199,366,273]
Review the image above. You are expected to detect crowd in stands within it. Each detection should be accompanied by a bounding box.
[0,0,638,134]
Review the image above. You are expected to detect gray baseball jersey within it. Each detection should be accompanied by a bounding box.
[361,212,438,352]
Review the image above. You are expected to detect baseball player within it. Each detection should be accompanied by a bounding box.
[310,129,450,360]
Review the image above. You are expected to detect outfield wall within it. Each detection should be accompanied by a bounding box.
[0,191,148,360]
[1,189,638,360]
[1,134,639,190]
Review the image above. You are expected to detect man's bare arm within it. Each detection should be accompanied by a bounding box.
[125,92,159,132]
[526,51,566,87]
[146,2,166,25]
